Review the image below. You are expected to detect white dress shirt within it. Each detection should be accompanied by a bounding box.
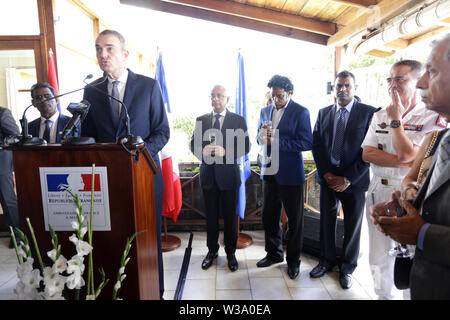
[107,69,128,114]
[39,111,60,143]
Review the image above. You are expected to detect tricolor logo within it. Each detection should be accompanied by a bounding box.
[46,174,101,192]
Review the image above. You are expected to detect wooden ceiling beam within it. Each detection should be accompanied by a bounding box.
[122,0,336,36]
[327,0,425,46]
[331,0,379,9]
[120,0,329,44]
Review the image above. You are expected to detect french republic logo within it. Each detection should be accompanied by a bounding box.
[46,173,101,192]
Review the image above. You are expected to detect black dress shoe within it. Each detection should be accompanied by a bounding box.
[227,254,239,272]
[256,256,283,268]
[201,251,218,270]
[309,264,332,278]
[287,264,300,280]
[339,272,352,289]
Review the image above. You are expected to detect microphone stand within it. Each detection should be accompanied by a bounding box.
[83,75,144,146]
[12,75,96,146]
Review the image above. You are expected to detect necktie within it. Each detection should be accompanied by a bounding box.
[213,114,221,130]
[43,119,51,143]
[428,130,450,191]
[111,80,120,126]
[332,108,346,162]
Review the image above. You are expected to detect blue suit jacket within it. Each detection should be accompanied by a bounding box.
[81,69,170,167]
[257,100,313,185]
[28,113,73,143]
[312,101,376,192]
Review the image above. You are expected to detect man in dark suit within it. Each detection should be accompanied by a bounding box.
[0,106,20,248]
[82,29,170,299]
[29,82,72,143]
[256,75,313,280]
[372,34,450,299]
[311,71,376,289]
[190,85,250,272]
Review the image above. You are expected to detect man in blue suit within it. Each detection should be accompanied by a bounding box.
[28,82,72,143]
[256,75,313,280]
[311,71,377,289]
[82,29,170,299]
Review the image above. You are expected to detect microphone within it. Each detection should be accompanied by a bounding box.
[12,74,97,146]
[60,100,95,145]
[83,73,143,146]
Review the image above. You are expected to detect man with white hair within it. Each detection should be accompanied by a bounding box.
[372,33,450,299]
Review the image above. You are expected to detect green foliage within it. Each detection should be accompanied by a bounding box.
[173,116,195,139]
[349,55,376,69]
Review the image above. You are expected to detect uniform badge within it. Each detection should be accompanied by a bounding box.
[403,124,423,131]
[378,122,388,129]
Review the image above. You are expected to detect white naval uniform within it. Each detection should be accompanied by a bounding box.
[361,103,442,299]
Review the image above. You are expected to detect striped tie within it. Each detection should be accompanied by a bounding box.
[429,130,450,190]
[332,108,346,162]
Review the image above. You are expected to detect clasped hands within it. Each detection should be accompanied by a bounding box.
[370,190,425,245]
[203,144,226,157]
[323,172,350,192]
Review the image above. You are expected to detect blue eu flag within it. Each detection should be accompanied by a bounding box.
[235,52,251,219]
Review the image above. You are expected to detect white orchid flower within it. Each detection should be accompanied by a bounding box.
[69,234,78,245]
[66,270,85,290]
[67,256,85,274]
[52,255,68,274]
[76,240,93,257]
[47,249,57,262]
[22,269,42,291]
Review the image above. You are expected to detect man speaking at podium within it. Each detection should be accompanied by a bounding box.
[82,29,170,299]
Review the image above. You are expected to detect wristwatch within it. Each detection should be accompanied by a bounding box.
[344,177,351,186]
[390,120,401,128]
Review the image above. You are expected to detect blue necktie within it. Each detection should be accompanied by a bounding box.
[332,108,346,162]
[213,114,221,130]
[111,80,120,127]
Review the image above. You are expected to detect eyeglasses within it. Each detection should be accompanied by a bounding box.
[272,93,287,100]
[386,77,407,84]
[210,94,226,99]
[32,94,54,101]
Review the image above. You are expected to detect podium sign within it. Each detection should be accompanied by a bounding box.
[39,166,111,231]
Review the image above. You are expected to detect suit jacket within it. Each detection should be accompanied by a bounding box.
[81,69,170,167]
[410,147,450,299]
[257,100,313,185]
[0,107,20,175]
[28,114,73,143]
[190,109,250,190]
[312,101,376,192]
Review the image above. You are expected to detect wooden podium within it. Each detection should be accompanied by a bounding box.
[8,143,160,300]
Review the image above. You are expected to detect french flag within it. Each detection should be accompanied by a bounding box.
[156,52,182,223]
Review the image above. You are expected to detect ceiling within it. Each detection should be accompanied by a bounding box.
[120,0,450,56]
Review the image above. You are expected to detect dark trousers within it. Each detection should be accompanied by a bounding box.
[319,186,365,274]
[262,176,304,266]
[202,187,238,255]
[0,173,19,230]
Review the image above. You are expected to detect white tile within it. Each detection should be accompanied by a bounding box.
[289,287,332,300]
[216,289,252,300]
[182,279,215,300]
[216,268,250,290]
[249,277,291,300]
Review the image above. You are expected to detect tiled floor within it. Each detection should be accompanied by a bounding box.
[0,219,404,300]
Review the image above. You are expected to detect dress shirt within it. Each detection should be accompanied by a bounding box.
[107,69,128,115]
[39,111,59,143]
[212,109,227,130]
[271,99,289,130]
[330,99,354,166]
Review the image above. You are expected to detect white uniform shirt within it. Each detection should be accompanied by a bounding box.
[361,102,441,180]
